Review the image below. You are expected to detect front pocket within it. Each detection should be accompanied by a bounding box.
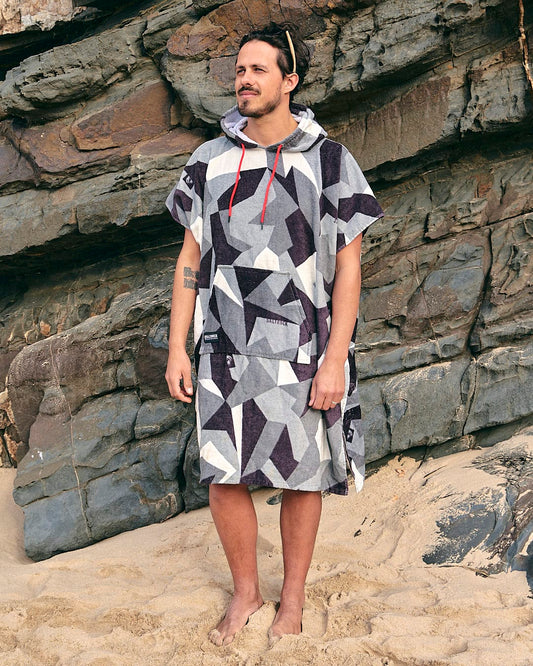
[200,265,312,363]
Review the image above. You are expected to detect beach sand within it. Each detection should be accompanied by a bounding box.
[1,433,532,665]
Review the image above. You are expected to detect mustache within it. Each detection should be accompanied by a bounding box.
[238,86,259,94]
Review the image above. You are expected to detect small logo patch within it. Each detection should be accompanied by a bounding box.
[204,331,219,343]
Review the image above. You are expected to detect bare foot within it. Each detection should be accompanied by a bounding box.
[208,593,264,647]
[267,599,303,644]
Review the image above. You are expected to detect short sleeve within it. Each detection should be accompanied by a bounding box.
[335,148,384,253]
[165,149,208,245]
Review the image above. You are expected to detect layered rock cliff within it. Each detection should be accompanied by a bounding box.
[0,0,532,561]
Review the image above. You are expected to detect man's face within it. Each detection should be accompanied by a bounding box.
[235,40,286,118]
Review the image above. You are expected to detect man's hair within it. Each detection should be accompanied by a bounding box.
[239,22,311,100]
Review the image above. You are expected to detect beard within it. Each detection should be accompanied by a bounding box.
[237,88,282,118]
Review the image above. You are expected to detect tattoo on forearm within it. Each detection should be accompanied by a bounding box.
[183,266,199,290]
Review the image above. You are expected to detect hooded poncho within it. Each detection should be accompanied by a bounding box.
[166,104,383,495]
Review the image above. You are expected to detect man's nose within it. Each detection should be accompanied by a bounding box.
[240,68,254,86]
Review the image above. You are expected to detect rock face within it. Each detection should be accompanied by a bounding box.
[0,0,532,561]
[421,429,533,590]
[1,1,76,36]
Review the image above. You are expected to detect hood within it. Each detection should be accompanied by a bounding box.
[220,103,327,152]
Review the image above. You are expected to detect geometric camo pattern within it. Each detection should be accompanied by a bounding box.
[166,103,383,495]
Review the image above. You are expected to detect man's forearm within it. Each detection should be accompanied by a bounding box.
[168,264,197,352]
[324,241,362,364]
[168,231,201,354]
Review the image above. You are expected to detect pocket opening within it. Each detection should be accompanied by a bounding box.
[200,265,312,364]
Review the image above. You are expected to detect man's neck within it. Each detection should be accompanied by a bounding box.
[242,106,298,147]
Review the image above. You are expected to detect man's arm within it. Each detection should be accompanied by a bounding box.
[308,233,362,410]
[165,229,201,403]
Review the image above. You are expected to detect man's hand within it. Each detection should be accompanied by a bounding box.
[308,357,345,411]
[166,349,194,403]
[308,233,362,411]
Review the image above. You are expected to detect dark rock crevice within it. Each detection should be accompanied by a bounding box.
[0,213,182,280]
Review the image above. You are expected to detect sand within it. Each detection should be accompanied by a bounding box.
[1,435,532,665]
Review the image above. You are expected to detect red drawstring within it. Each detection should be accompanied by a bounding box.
[228,142,283,229]
[228,143,246,219]
[260,143,282,230]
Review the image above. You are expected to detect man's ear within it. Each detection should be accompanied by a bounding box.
[284,73,299,94]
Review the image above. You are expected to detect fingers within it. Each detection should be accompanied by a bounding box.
[176,383,194,403]
[166,376,192,402]
[308,380,317,408]
[181,365,194,397]
[165,359,194,403]
[308,381,343,410]
[309,359,346,410]
[309,395,342,410]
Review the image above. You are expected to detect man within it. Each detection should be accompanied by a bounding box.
[165,23,383,646]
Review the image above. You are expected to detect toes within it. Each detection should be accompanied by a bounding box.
[209,627,236,647]
[208,629,224,647]
[208,599,263,647]
[268,606,303,643]
[267,625,284,647]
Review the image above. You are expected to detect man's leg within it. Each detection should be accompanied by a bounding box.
[208,483,264,646]
[269,489,322,639]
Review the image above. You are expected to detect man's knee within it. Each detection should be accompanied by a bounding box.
[209,483,250,504]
